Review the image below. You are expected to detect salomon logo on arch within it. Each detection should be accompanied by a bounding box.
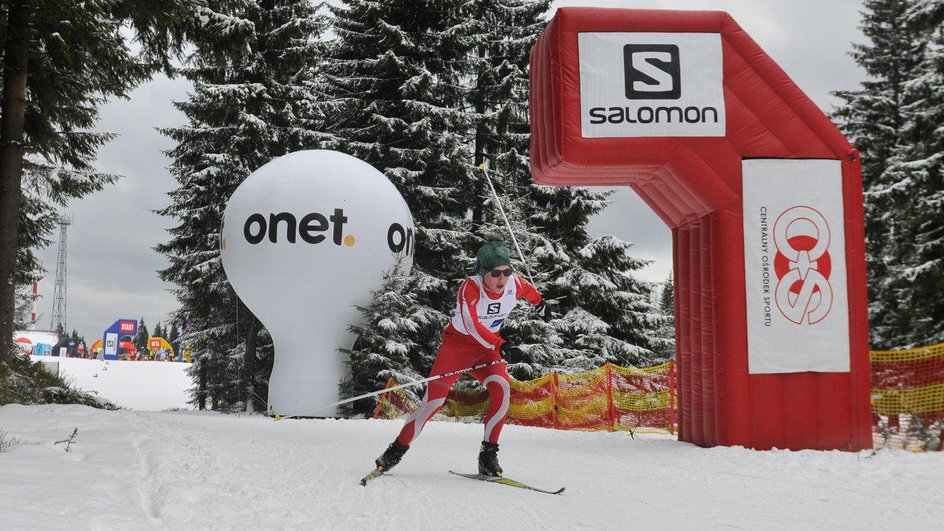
[577,32,725,137]
[589,43,717,125]
[624,44,680,99]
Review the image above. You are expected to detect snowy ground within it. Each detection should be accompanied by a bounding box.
[31,356,192,411]
[1,404,942,530]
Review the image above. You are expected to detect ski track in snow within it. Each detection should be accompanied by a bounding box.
[1,404,942,530]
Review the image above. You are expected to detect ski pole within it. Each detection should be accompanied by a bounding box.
[275,358,507,420]
[479,162,536,286]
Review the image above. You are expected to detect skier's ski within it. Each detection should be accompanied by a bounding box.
[448,470,564,495]
[360,466,386,486]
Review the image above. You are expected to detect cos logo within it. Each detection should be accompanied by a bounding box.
[623,44,680,100]
[773,206,833,325]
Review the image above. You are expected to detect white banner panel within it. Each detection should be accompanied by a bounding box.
[742,159,850,373]
[104,332,118,358]
[578,32,725,137]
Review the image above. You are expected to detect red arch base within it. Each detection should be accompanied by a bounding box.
[529,8,871,451]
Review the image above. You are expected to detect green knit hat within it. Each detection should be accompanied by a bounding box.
[475,241,512,275]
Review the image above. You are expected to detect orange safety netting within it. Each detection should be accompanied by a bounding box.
[871,342,944,419]
[373,362,677,434]
[870,343,944,448]
[373,344,944,450]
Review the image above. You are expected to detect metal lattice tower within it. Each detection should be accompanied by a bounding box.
[50,215,72,334]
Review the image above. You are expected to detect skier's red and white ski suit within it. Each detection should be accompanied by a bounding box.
[394,273,542,447]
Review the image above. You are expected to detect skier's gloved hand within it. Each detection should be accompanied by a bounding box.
[534,301,553,323]
[499,342,522,363]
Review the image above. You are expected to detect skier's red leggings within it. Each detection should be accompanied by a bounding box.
[394,327,510,447]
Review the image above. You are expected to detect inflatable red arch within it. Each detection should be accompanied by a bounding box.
[530,8,871,451]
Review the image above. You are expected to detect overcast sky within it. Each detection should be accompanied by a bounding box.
[30,0,868,341]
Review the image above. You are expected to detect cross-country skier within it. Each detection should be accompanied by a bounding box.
[372,241,552,477]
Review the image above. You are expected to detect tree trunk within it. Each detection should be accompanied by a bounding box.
[240,315,259,413]
[0,0,32,365]
[471,72,487,235]
[198,356,207,410]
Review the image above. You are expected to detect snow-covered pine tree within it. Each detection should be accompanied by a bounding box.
[69,329,83,346]
[459,0,563,380]
[15,171,81,305]
[11,282,39,331]
[0,0,194,364]
[158,0,327,411]
[167,320,181,354]
[876,0,944,346]
[651,273,676,363]
[320,0,476,381]
[464,0,551,231]
[463,0,663,375]
[555,233,665,371]
[133,318,149,356]
[832,0,927,348]
[659,273,674,313]
[338,258,447,416]
[472,180,566,379]
[501,175,667,374]
[321,0,473,273]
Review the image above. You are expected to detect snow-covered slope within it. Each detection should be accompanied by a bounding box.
[1,405,941,530]
[31,356,192,411]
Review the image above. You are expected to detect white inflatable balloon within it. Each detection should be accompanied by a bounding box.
[220,150,415,416]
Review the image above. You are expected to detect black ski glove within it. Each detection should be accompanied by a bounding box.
[534,301,553,323]
[499,342,522,363]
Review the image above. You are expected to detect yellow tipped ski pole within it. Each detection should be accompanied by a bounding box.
[479,162,536,286]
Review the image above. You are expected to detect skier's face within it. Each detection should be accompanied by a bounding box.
[483,266,512,294]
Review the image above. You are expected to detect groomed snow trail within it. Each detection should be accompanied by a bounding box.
[1,405,941,530]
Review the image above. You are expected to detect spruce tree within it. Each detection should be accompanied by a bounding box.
[652,273,676,363]
[339,258,446,415]
[878,0,944,346]
[474,150,664,374]
[158,0,326,410]
[465,0,663,374]
[133,318,150,356]
[832,0,927,347]
[321,0,664,397]
[167,321,181,358]
[321,0,475,381]
[546,229,664,372]
[465,0,551,231]
[461,0,561,380]
[323,0,475,273]
[0,0,195,364]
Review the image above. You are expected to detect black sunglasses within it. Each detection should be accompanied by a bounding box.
[488,268,513,278]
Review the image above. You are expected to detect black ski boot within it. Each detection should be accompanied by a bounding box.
[478,441,502,477]
[375,441,409,471]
